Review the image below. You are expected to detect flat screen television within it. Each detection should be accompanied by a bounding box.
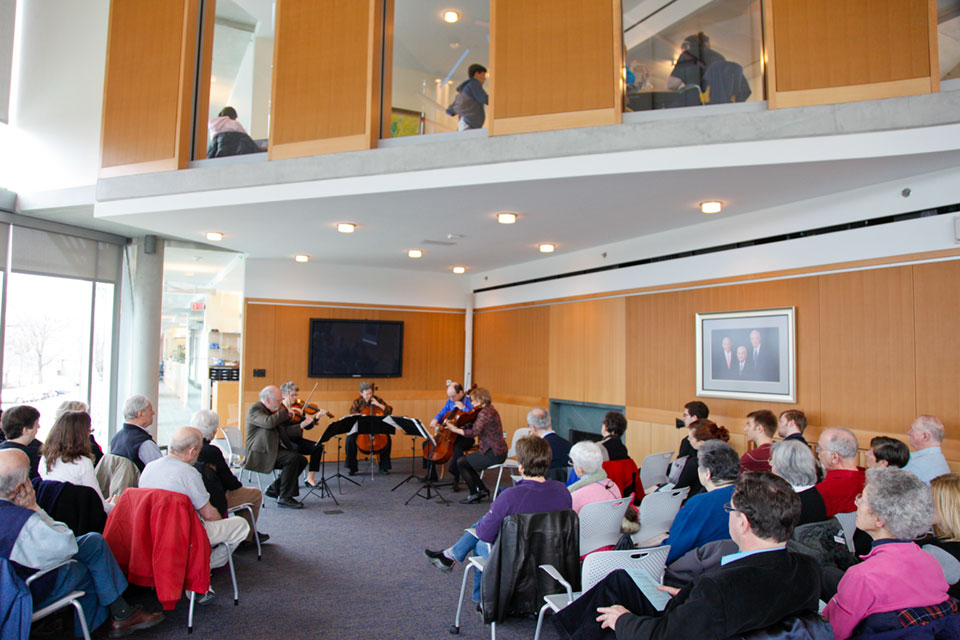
[308,319,404,378]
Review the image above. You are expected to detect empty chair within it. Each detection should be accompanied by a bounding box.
[579,495,634,557]
[220,426,246,470]
[631,487,688,544]
[639,451,673,492]
[481,427,531,496]
[834,511,858,553]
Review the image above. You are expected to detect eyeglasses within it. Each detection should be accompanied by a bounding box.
[854,492,863,507]
[723,502,741,514]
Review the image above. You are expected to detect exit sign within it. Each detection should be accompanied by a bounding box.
[191,302,205,311]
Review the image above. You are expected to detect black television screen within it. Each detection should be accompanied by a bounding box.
[308,319,404,378]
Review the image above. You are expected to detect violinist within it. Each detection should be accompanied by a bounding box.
[279,381,331,488]
[425,382,474,491]
[444,387,507,504]
[345,381,393,476]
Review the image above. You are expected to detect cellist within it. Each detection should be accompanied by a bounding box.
[425,381,474,491]
[345,381,393,476]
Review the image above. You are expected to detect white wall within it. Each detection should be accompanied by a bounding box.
[6,0,108,192]
[244,258,471,309]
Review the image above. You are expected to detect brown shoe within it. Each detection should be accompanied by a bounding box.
[451,481,463,493]
[108,607,164,638]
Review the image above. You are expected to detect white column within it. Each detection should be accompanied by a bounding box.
[130,236,164,437]
[463,292,474,388]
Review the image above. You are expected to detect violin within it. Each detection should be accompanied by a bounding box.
[423,383,479,465]
[287,382,334,422]
[357,383,389,454]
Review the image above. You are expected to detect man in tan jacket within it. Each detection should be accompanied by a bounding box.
[243,386,307,509]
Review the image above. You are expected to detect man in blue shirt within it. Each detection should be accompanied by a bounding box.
[425,382,474,490]
[904,415,951,485]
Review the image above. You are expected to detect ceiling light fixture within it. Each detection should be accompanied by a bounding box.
[538,243,556,253]
[295,255,309,263]
[452,266,466,274]
[205,231,223,242]
[497,212,517,224]
[337,223,356,233]
[408,249,423,258]
[442,10,460,23]
[700,201,722,215]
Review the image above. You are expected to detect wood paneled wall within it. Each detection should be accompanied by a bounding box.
[268,0,382,160]
[764,0,939,108]
[100,0,199,175]
[489,0,622,135]
[474,259,960,468]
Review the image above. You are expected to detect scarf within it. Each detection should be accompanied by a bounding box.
[568,468,608,493]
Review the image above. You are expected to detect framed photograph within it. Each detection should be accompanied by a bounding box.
[696,307,796,403]
[390,108,423,138]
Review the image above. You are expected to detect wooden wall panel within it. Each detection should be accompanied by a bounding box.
[548,302,586,401]
[490,0,621,135]
[819,267,916,431]
[764,0,938,109]
[100,0,198,174]
[473,306,550,400]
[269,0,381,159]
[546,299,625,405]
[913,261,960,440]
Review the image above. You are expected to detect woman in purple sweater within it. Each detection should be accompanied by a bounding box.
[424,436,572,603]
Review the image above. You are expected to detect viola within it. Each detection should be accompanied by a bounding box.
[287,382,333,421]
[357,383,389,454]
[423,383,479,465]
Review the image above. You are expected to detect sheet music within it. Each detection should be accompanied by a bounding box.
[624,568,671,612]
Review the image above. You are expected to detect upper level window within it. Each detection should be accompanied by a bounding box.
[940,0,960,81]
[622,0,763,111]
[384,0,490,138]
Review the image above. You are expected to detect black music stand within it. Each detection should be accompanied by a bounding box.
[320,414,427,483]
[302,448,340,506]
[323,435,359,493]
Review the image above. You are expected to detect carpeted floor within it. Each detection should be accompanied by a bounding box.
[121,457,567,640]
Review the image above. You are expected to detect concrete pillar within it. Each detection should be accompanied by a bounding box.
[130,235,164,437]
[463,292,474,388]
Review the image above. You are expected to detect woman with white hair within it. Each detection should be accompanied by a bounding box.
[824,467,951,639]
[567,440,621,513]
[770,439,827,525]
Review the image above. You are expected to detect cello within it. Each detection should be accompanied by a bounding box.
[423,383,479,465]
[357,383,390,455]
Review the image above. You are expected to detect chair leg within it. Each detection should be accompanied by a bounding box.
[188,591,195,633]
[493,467,505,498]
[450,562,474,634]
[255,473,265,508]
[490,620,495,640]
[533,602,550,640]
[226,546,239,605]
[71,599,92,640]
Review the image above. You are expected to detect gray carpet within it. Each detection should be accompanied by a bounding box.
[124,457,567,640]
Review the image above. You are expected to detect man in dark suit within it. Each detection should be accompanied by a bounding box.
[712,336,735,379]
[733,345,753,379]
[243,385,307,509]
[748,330,779,381]
[528,408,571,473]
[554,472,821,640]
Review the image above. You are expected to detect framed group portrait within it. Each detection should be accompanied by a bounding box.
[695,307,796,403]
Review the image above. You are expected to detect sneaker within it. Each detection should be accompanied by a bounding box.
[197,588,216,606]
[424,548,454,573]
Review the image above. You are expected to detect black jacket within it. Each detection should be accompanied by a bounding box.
[481,510,580,624]
[207,131,261,158]
[196,440,243,517]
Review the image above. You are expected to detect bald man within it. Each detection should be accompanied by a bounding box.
[814,427,866,517]
[243,385,308,508]
[140,427,249,556]
[0,449,164,636]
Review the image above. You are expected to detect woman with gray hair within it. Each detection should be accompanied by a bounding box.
[770,439,827,525]
[567,441,621,514]
[824,467,951,639]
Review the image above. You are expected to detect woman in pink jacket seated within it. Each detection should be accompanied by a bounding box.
[567,440,621,513]
[824,467,952,639]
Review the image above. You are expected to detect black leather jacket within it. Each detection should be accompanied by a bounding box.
[207,131,262,158]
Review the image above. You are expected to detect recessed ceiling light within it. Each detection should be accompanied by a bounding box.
[497,213,517,224]
[337,223,356,233]
[538,243,556,253]
[452,266,466,274]
[700,201,722,214]
[408,249,423,258]
[295,255,309,263]
[442,10,460,23]
[205,231,223,242]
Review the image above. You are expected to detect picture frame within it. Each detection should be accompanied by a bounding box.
[390,108,423,138]
[695,307,796,403]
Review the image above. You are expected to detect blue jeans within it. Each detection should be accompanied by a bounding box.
[34,533,128,637]
[450,518,493,602]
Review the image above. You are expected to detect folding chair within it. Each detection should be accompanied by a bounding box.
[188,541,239,634]
[480,428,531,497]
[221,426,246,469]
[533,546,671,640]
[834,511,858,553]
[23,559,92,640]
[639,451,673,492]
[578,494,634,557]
[631,487,688,544]
[227,502,261,560]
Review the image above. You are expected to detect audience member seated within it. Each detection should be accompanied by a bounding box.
[0,405,43,479]
[771,439,828,525]
[674,401,709,461]
[56,400,104,465]
[40,410,118,513]
[529,408,571,472]
[553,472,821,640]
[139,427,249,558]
[864,436,910,469]
[423,436,571,604]
[568,441,621,513]
[599,411,630,462]
[816,428,866,518]
[740,409,777,473]
[191,409,268,546]
[655,440,739,563]
[244,385,308,509]
[110,395,163,473]
[444,387,508,504]
[0,449,164,637]
[206,106,260,158]
[668,419,729,497]
[824,467,952,639]
[905,415,951,485]
[778,409,810,446]
[922,473,960,600]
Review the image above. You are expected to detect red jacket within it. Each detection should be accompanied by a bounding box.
[104,488,211,610]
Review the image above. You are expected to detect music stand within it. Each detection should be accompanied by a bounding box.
[323,435,359,493]
[320,414,428,483]
[391,439,423,491]
[302,448,340,506]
